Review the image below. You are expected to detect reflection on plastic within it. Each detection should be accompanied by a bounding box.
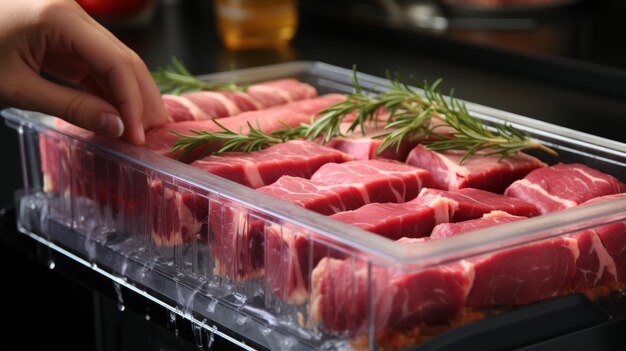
[214,0,298,50]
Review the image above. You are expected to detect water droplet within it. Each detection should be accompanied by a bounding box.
[48,260,55,270]
[169,311,177,323]
[280,337,296,350]
[206,299,218,313]
[260,326,272,336]
[113,282,124,313]
[145,314,151,321]
[207,328,215,349]
[121,261,129,276]
[231,292,246,306]
[236,314,248,326]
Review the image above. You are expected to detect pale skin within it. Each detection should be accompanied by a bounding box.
[0,0,168,145]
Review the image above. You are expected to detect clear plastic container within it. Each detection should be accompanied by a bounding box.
[2,61,625,350]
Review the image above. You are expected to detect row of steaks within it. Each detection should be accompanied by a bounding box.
[38,78,626,339]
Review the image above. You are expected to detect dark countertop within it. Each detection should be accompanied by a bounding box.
[1,1,625,349]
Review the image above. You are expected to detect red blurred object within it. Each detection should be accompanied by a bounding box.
[76,0,152,18]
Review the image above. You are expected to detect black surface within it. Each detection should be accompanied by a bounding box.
[518,317,626,351]
[1,0,626,350]
[410,293,610,351]
[0,207,95,350]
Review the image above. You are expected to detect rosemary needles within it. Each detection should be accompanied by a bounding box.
[170,121,306,162]
[168,65,557,162]
[152,57,244,94]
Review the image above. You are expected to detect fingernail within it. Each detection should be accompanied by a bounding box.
[98,112,124,138]
[137,126,146,144]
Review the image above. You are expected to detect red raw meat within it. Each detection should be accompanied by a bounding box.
[310,159,433,204]
[328,187,538,242]
[261,160,433,301]
[162,78,317,122]
[580,193,626,286]
[310,257,473,335]
[39,119,147,221]
[182,91,255,119]
[147,93,348,247]
[145,94,347,161]
[567,229,617,291]
[258,160,432,214]
[325,119,453,161]
[266,195,453,303]
[326,136,415,161]
[258,159,432,214]
[405,145,546,193]
[151,142,352,247]
[325,122,417,161]
[504,163,626,214]
[257,176,369,215]
[39,121,73,195]
[431,211,579,307]
[212,159,431,284]
[419,187,540,221]
[162,96,196,122]
[149,179,206,246]
[191,140,352,189]
[329,195,456,240]
[246,78,318,105]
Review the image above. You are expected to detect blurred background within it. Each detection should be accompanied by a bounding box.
[1,0,626,350]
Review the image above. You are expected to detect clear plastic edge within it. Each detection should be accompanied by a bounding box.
[2,60,626,271]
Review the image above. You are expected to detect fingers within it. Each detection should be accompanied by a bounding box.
[0,0,168,144]
[10,64,124,138]
[61,22,145,144]
[41,2,168,144]
[132,55,169,130]
[69,5,169,132]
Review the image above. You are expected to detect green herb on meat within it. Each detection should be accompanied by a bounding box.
[368,74,559,162]
[169,63,557,162]
[152,57,245,94]
[170,120,306,161]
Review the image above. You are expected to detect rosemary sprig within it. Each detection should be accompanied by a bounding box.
[303,67,389,143]
[425,107,559,162]
[373,78,447,152]
[370,76,558,162]
[170,120,305,161]
[304,71,442,148]
[152,57,245,94]
[170,64,556,162]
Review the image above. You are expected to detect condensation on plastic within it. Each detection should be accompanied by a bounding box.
[2,61,626,350]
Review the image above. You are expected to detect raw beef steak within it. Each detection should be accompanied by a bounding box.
[405,145,546,193]
[191,140,353,189]
[431,211,579,307]
[504,163,626,214]
[163,78,317,122]
[145,94,347,160]
[419,187,540,221]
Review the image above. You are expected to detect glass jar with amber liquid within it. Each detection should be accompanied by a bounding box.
[214,0,298,50]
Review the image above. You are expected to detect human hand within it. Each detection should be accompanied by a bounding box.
[0,0,168,145]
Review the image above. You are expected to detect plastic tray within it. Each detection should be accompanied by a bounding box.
[3,61,626,350]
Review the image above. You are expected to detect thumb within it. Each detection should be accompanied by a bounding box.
[12,68,124,138]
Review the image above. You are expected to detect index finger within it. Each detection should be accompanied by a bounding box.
[52,14,146,144]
